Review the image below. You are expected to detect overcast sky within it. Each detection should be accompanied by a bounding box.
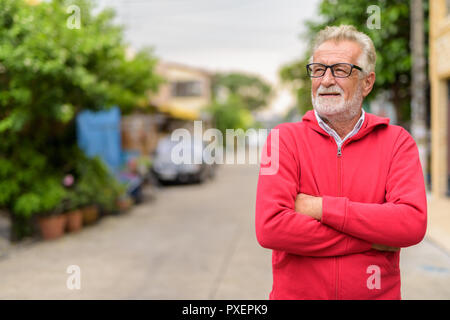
[96,0,322,115]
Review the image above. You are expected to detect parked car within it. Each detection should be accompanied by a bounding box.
[151,136,216,184]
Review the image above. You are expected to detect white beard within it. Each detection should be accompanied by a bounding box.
[311,83,364,122]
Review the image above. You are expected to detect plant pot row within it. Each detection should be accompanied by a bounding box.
[37,205,99,240]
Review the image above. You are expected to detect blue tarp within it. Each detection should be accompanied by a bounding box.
[76,107,122,171]
[76,107,143,200]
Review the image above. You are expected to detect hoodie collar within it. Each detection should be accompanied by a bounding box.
[302,109,390,142]
[314,109,365,145]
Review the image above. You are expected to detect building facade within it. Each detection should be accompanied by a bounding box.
[150,61,212,123]
[430,0,450,197]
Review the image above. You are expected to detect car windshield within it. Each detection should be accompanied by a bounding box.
[155,137,204,161]
[156,138,178,153]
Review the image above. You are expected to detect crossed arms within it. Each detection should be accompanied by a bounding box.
[255,126,427,257]
[295,193,399,252]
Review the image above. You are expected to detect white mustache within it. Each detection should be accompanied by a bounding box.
[317,85,344,95]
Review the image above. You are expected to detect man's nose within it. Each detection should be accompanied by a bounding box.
[320,68,336,87]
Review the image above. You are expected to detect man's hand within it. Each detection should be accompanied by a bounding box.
[295,193,323,221]
[371,244,400,252]
[296,194,401,251]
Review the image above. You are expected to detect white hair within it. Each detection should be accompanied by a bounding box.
[309,25,376,75]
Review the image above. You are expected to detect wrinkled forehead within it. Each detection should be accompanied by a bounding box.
[313,40,362,65]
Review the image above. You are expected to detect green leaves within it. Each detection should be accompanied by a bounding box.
[206,93,254,138]
[279,59,312,115]
[206,72,272,138]
[0,109,29,132]
[0,0,161,219]
[36,178,67,214]
[75,155,125,211]
[12,177,67,218]
[212,73,272,112]
[0,0,161,132]
[13,193,41,218]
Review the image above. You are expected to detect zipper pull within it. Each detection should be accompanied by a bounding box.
[337,145,342,157]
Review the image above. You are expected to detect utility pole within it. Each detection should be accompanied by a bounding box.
[410,0,428,188]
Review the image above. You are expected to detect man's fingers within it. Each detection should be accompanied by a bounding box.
[383,246,400,252]
[372,244,400,252]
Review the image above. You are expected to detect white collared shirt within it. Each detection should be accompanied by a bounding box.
[314,109,365,153]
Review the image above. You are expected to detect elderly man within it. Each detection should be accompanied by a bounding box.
[255,25,427,300]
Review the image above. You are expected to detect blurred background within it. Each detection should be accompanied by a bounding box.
[0,0,449,299]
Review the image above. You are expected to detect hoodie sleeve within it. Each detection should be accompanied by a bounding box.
[255,124,373,257]
[321,128,427,248]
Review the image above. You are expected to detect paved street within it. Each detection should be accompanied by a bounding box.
[0,164,449,299]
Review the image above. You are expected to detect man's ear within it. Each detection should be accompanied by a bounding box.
[362,72,376,98]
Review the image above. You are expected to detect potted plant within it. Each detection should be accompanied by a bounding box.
[37,211,67,240]
[75,157,107,225]
[76,177,99,226]
[116,193,133,212]
[81,205,99,225]
[63,191,83,233]
[61,175,83,233]
[17,177,68,240]
[37,178,67,240]
[78,156,125,218]
[12,193,42,240]
[98,177,127,215]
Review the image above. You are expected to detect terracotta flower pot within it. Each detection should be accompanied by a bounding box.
[82,205,99,225]
[66,209,83,232]
[38,214,67,240]
[117,197,133,211]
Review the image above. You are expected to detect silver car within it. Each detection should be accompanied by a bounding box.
[151,137,216,184]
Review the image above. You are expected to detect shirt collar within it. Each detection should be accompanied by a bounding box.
[314,109,365,145]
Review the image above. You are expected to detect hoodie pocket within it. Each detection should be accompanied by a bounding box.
[339,250,401,299]
[364,250,399,273]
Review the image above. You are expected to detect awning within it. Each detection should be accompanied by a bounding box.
[158,105,200,120]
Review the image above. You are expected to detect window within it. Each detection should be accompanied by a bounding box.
[171,81,202,97]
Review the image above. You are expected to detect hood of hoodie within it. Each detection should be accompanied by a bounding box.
[301,109,391,142]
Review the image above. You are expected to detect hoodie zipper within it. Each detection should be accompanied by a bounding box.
[335,142,343,300]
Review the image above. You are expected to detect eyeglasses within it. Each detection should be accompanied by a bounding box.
[306,63,363,78]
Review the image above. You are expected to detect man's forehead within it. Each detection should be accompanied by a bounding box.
[313,41,361,64]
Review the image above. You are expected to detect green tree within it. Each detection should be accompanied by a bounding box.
[0,0,161,133]
[212,72,273,111]
[207,94,254,135]
[0,0,161,239]
[280,0,429,128]
[206,72,272,139]
[279,59,312,116]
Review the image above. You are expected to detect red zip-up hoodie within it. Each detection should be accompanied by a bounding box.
[255,110,427,300]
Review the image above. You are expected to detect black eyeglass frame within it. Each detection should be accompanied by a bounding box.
[306,63,363,78]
